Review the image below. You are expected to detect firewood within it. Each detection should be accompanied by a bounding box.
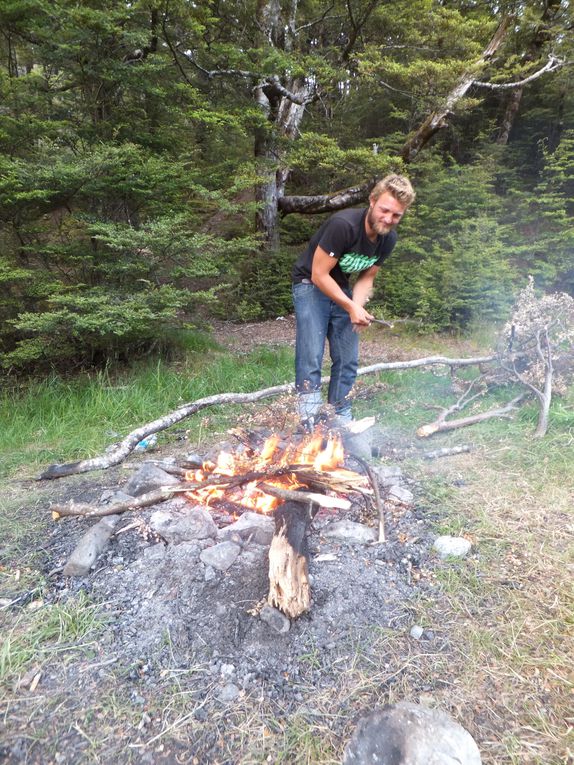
[422,445,473,459]
[268,500,315,619]
[258,483,351,510]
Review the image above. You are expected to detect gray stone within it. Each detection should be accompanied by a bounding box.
[322,520,377,544]
[142,543,167,561]
[239,545,268,568]
[149,507,218,544]
[343,702,482,765]
[410,624,424,640]
[100,490,134,505]
[373,464,403,486]
[217,683,241,703]
[218,511,275,546]
[342,431,373,460]
[204,566,216,582]
[199,541,241,571]
[123,464,180,497]
[63,514,121,576]
[433,535,472,559]
[387,485,414,504]
[260,604,290,634]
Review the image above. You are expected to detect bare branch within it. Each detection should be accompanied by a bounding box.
[473,55,564,90]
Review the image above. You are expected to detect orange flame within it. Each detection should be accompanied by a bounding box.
[184,430,344,514]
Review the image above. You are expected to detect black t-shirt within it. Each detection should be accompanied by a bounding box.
[292,208,397,289]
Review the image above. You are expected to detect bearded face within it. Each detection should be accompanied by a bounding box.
[366,192,407,237]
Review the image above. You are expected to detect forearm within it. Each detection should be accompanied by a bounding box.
[352,278,375,307]
[312,271,355,312]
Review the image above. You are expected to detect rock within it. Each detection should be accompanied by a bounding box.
[322,520,377,544]
[343,702,482,765]
[184,453,203,467]
[63,514,121,576]
[123,464,180,497]
[199,541,241,571]
[410,624,424,640]
[372,464,403,486]
[260,604,290,634]
[387,485,414,504]
[100,490,134,505]
[239,545,268,568]
[142,543,166,561]
[342,431,373,460]
[217,683,241,703]
[149,506,218,543]
[217,511,275,546]
[433,535,472,559]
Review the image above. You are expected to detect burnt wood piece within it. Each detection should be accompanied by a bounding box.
[268,500,317,619]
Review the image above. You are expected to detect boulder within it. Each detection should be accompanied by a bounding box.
[343,702,482,765]
[149,506,218,543]
[217,511,275,546]
[123,464,180,497]
[199,541,241,571]
[433,536,472,559]
[322,520,377,544]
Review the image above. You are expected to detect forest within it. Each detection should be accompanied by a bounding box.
[1,0,572,374]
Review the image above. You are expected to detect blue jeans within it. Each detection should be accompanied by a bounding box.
[293,281,358,421]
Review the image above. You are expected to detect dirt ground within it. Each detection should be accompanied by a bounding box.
[1,319,569,764]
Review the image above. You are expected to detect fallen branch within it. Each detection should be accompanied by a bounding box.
[422,445,473,459]
[50,485,190,519]
[40,354,495,479]
[417,395,527,438]
[348,455,385,543]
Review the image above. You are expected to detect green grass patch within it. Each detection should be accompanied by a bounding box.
[0,592,105,686]
[0,345,295,478]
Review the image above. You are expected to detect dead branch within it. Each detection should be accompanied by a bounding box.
[422,445,473,459]
[39,354,495,480]
[258,483,351,510]
[50,485,185,519]
[348,456,385,543]
[417,394,527,438]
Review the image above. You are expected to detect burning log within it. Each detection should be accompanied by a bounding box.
[268,500,317,619]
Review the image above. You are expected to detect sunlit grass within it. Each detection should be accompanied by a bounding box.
[0,344,295,478]
[0,592,105,686]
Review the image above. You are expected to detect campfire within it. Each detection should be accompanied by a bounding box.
[183,430,359,514]
[181,428,373,619]
[51,425,379,621]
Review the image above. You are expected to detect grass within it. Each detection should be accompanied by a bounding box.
[0,591,105,686]
[0,344,295,479]
[1,329,572,763]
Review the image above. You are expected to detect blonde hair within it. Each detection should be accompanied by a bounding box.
[370,174,415,208]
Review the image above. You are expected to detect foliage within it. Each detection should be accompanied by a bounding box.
[0,0,573,373]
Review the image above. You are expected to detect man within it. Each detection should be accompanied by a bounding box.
[292,173,415,430]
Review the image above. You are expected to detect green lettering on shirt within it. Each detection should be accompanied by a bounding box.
[338,252,378,273]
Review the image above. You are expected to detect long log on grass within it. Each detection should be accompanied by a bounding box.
[39,353,495,479]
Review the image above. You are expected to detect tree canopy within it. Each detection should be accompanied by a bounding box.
[1,0,572,371]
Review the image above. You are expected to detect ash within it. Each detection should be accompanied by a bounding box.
[48,434,437,715]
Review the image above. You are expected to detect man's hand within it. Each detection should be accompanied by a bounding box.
[349,303,374,326]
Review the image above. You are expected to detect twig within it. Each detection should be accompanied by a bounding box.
[349,456,385,542]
